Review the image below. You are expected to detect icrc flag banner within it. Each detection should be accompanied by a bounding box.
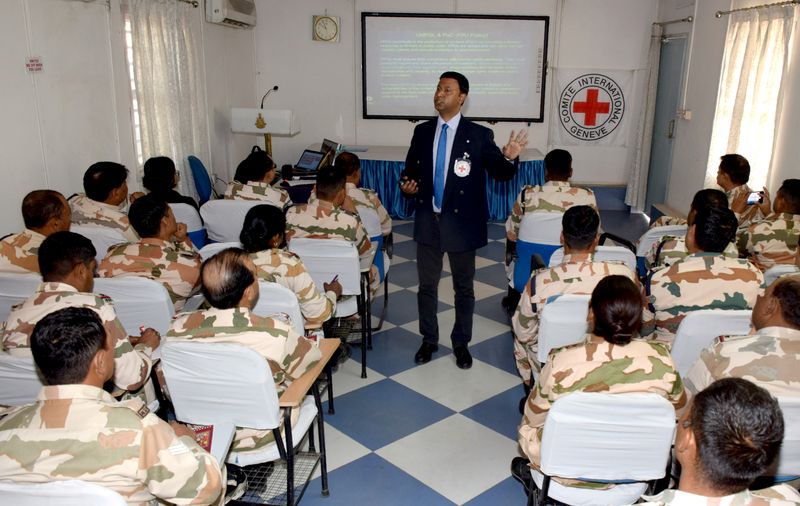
[550,69,634,147]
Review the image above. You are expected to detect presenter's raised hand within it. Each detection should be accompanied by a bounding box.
[399,176,419,195]
[502,130,529,160]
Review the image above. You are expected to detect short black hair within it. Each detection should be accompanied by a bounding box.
[200,248,256,309]
[21,190,67,230]
[589,275,642,345]
[240,204,286,253]
[772,277,800,329]
[142,156,177,193]
[234,146,275,184]
[38,231,96,281]
[690,189,728,215]
[719,154,750,185]
[83,162,129,202]
[777,178,800,214]
[31,307,108,385]
[693,206,737,253]
[335,151,361,177]
[128,193,169,238]
[562,205,599,251]
[315,164,347,201]
[439,71,469,94]
[544,149,573,181]
[690,378,784,493]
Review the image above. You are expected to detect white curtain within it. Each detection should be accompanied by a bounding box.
[625,24,662,213]
[704,5,796,190]
[124,0,209,200]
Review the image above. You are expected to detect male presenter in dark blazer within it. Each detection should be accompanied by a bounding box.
[400,71,529,369]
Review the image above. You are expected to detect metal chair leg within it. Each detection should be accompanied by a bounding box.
[326,364,335,415]
[313,384,329,496]
[284,408,295,506]
[371,273,389,332]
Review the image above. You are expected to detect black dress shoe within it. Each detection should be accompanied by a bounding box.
[510,457,533,487]
[414,342,439,364]
[454,345,473,369]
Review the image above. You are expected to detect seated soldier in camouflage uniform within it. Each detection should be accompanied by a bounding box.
[166,248,322,453]
[0,190,70,274]
[98,194,202,311]
[337,151,393,237]
[1,231,159,397]
[70,161,140,242]
[640,378,800,505]
[649,207,764,344]
[0,307,224,505]
[686,276,800,398]
[742,178,800,272]
[512,206,640,391]
[513,276,686,492]
[240,204,341,326]
[715,153,770,233]
[646,189,738,272]
[224,146,291,208]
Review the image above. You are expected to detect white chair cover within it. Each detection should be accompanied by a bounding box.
[764,264,800,286]
[635,224,688,257]
[93,277,175,335]
[198,242,241,261]
[537,294,591,365]
[288,238,361,317]
[252,281,304,335]
[200,200,264,243]
[0,480,126,505]
[772,396,800,477]
[518,212,563,244]
[0,273,41,323]
[70,225,128,265]
[169,203,203,232]
[0,353,43,406]
[671,309,752,377]
[357,207,382,239]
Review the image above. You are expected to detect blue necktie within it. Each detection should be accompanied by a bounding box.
[434,123,448,209]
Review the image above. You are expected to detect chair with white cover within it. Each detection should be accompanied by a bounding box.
[0,480,126,506]
[548,245,637,273]
[70,225,128,265]
[0,272,41,323]
[635,224,688,277]
[169,203,206,248]
[763,264,800,286]
[527,392,676,506]
[0,353,44,407]
[537,294,590,371]
[198,242,241,261]
[356,206,392,331]
[253,281,305,336]
[765,396,800,481]
[289,237,370,378]
[93,277,175,335]
[513,212,564,293]
[200,200,264,243]
[671,309,752,377]
[160,340,329,505]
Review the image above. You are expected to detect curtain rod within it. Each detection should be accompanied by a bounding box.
[177,0,199,7]
[716,0,799,18]
[654,16,693,26]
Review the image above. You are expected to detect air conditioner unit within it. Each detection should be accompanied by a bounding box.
[206,0,256,28]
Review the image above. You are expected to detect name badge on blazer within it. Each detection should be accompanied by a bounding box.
[454,152,471,177]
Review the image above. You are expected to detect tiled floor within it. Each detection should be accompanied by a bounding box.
[300,214,649,506]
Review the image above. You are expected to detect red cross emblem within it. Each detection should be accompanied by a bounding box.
[572,89,610,127]
[559,73,626,141]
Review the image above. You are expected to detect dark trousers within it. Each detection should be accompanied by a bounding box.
[417,241,476,348]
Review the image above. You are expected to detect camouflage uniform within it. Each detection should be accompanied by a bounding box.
[1,282,152,395]
[685,326,800,398]
[346,182,392,236]
[69,194,139,242]
[639,485,800,505]
[505,181,597,241]
[646,235,738,272]
[98,238,202,311]
[167,307,321,451]
[648,253,764,343]
[511,253,639,383]
[0,229,45,274]
[727,184,765,231]
[250,248,336,325]
[743,213,800,271]
[223,181,291,208]
[649,216,688,229]
[0,384,223,505]
[519,338,686,487]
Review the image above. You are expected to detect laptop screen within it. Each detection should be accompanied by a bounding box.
[296,150,325,170]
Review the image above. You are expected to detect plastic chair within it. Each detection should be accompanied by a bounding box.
[513,212,564,293]
[537,294,591,367]
[198,242,241,261]
[549,246,637,273]
[200,200,265,243]
[671,309,752,377]
[93,277,175,335]
[528,392,676,506]
[187,155,213,205]
[160,341,328,504]
[0,480,126,505]
[289,237,370,378]
[635,225,688,277]
[169,203,206,248]
[355,206,392,331]
[70,225,128,265]
[0,272,41,323]
[767,396,800,481]
[764,264,800,286]
[0,353,44,406]
[252,281,305,336]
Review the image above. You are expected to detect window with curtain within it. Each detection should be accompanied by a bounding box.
[122,0,210,200]
[704,5,796,191]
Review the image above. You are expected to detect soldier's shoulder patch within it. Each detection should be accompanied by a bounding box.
[119,397,149,418]
[97,293,114,303]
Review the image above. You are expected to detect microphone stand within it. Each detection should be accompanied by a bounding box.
[258,85,279,157]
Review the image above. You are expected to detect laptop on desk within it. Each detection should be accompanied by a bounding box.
[293,149,325,179]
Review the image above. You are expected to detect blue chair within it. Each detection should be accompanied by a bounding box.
[187,155,213,205]
[512,212,563,293]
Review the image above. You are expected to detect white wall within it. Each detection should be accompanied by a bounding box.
[252,0,658,185]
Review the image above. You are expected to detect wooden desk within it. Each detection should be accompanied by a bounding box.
[279,338,339,408]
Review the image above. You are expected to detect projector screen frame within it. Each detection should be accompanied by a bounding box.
[361,11,549,123]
